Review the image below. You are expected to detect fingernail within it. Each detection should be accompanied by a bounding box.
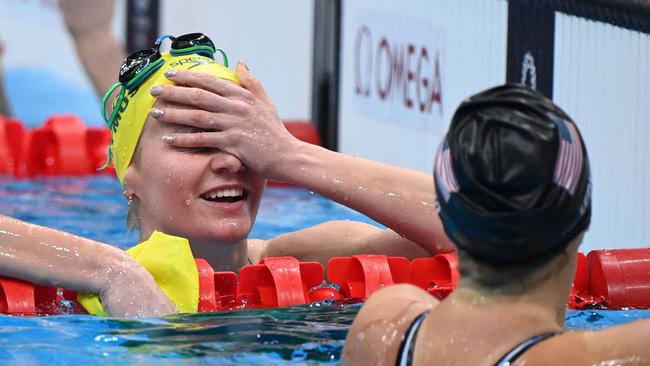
[150,85,163,96]
[238,60,249,71]
[150,108,164,118]
[164,69,178,77]
[161,135,175,144]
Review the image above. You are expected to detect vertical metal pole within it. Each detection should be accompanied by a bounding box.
[506,2,555,98]
[311,0,341,151]
[0,74,10,117]
[126,0,160,54]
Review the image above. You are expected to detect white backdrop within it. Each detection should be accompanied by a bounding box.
[553,13,650,250]
[338,1,650,250]
[339,0,508,172]
[160,0,313,122]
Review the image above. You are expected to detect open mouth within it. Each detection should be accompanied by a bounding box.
[200,188,248,203]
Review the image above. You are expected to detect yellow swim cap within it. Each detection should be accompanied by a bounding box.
[106,53,239,183]
[78,231,200,316]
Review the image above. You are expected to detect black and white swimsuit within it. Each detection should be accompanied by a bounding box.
[395,311,560,366]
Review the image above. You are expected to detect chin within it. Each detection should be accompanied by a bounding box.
[199,223,252,244]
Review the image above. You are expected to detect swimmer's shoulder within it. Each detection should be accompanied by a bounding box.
[516,319,650,365]
[341,284,438,366]
[246,238,268,264]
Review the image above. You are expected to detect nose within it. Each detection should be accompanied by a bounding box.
[210,151,246,174]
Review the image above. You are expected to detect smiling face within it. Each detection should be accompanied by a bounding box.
[123,102,267,245]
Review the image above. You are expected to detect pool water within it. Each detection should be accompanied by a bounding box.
[1,176,650,365]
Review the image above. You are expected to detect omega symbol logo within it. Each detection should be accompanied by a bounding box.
[520,52,537,90]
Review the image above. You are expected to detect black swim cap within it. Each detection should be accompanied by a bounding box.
[434,84,591,264]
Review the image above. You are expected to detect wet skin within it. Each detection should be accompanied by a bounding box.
[123,101,267,252]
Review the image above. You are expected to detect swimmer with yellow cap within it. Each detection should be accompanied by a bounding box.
[1,26,458,318]
[101,33,239,183]
[80,34,244,315]
[78,32,450,315]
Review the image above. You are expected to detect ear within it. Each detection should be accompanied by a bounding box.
[123,164,141,199]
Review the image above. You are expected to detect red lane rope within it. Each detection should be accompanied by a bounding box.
[1,249,649,315]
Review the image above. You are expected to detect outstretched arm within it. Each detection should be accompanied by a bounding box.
[254,221,431,266]
[0,215,175,317]
[521,319,650,364]
[58,0,125,97]
[149,63,452,254]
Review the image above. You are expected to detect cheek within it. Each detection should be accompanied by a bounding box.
[142,146,202,186]
[248,176,268,210]
[139,162,196,211]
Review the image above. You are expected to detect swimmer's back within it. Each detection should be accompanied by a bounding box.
[341,284,439,366]
[344,286,650,366]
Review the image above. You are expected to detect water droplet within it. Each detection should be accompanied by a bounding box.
[94,335,119,343]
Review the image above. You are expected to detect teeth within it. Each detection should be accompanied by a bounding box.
[204,188,243,200]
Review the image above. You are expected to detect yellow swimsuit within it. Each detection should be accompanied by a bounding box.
[78,231,199,316]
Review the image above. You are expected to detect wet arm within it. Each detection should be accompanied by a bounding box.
[585,319,650,364]
[0,215,175,317]
[523,319,650,365]
[262,220,433,266]
[155,65,452,254]
[274,142,452,254]
[233,64,451,253]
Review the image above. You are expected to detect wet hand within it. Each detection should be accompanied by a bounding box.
[149,62,304,181]
[99,255,176,317]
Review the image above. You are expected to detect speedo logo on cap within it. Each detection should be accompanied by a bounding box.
[169,56,219,70]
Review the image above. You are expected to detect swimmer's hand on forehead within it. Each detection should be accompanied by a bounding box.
[153,112,221,154]
[148,62,299,180]
[155,107,217,134]
[148,62,450,257]
[152,98,220,134]
[149,58,449,257]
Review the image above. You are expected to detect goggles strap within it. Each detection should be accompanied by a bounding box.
[170,45,214,58]
[169,46,228,67]
[155,34,176,47]
[124,57,165,90]
[215,48,229,67]
[97,145,113,171]
[101,82,123,125]
[105,87,127,130]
